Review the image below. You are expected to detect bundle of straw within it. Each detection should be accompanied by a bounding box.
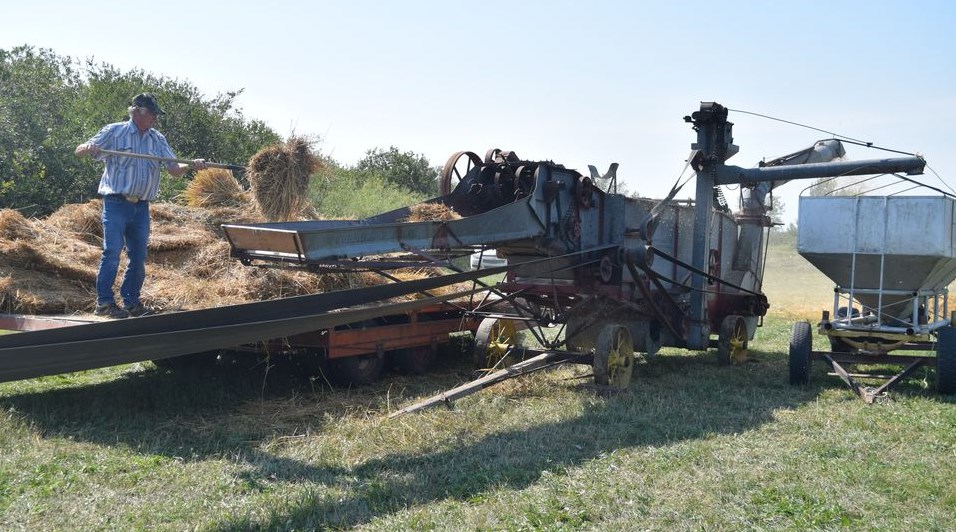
[247,136,322,221]
[182,168,250,209]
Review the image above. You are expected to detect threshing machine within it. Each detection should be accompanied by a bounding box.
[223,102,929,399]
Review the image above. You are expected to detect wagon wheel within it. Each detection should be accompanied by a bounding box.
[393,345,435,375]
[717,315,749,365]
[593,324,634,389]
[788,321,813,385]
[473,317,517,372]
[936,326,956,395]
[329,353,384,386]
[439,151,483,195]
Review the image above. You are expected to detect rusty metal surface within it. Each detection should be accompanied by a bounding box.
[325,314,478,359]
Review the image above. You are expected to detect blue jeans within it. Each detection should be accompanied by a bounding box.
[96,196,151,307]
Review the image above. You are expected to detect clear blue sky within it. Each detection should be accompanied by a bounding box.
[3,0,954,224]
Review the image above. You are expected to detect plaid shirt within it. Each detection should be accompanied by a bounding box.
[89,120,177,201]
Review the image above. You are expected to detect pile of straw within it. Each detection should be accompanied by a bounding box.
[0,197,395,314]
[247,136,322,221]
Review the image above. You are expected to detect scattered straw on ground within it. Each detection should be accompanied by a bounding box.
[247,136,322,222]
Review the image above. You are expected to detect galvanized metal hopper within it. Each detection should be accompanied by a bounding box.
[797,195,956,324]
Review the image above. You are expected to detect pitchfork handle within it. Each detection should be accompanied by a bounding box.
[96,148,245,171]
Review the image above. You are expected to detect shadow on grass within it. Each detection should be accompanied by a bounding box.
[3,344,944,529]
[0,351,467,462]
[209,349,831,529]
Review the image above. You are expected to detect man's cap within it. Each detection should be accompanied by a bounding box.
[131,93,165,115]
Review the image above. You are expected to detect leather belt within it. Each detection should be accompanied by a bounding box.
[106,194,143,203]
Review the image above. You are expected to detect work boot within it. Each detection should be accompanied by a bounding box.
[125,303,157,317]
[94,302,130,319]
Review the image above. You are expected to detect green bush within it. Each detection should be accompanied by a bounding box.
[310,165,426,219]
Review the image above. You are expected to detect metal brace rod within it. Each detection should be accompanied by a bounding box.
[822,353,930,404]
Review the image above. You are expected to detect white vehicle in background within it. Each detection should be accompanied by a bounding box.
[470,249,507,270]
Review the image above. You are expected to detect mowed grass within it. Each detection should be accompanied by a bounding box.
[1,246,955,530]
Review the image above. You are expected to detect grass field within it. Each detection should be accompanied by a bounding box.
[1,245,954,530]
[762,241,834,319]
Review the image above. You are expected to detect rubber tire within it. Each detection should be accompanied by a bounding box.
[717,315,748,366]
[152,351,219,371]
[789,322,813,385]
[593,324,634,389]
[936,326,956,395]
[329,354,384,386]
[392,346,434,375]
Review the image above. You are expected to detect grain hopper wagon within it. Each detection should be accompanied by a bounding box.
[790,195,956,401]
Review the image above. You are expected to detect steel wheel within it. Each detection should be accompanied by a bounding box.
[594,324,634,389]
[789,321,813,385]
[717,315,749,365]
[936,326,956,395]
[440,151,482,195]
[473,317,517,372]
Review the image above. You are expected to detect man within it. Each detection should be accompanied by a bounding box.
[75,93,207,318]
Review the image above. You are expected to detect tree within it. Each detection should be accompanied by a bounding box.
[0,46,282,215]
[807,176,868,197]
[355,146,439,196]
[0,46,86,215]
[768,195,786,227]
